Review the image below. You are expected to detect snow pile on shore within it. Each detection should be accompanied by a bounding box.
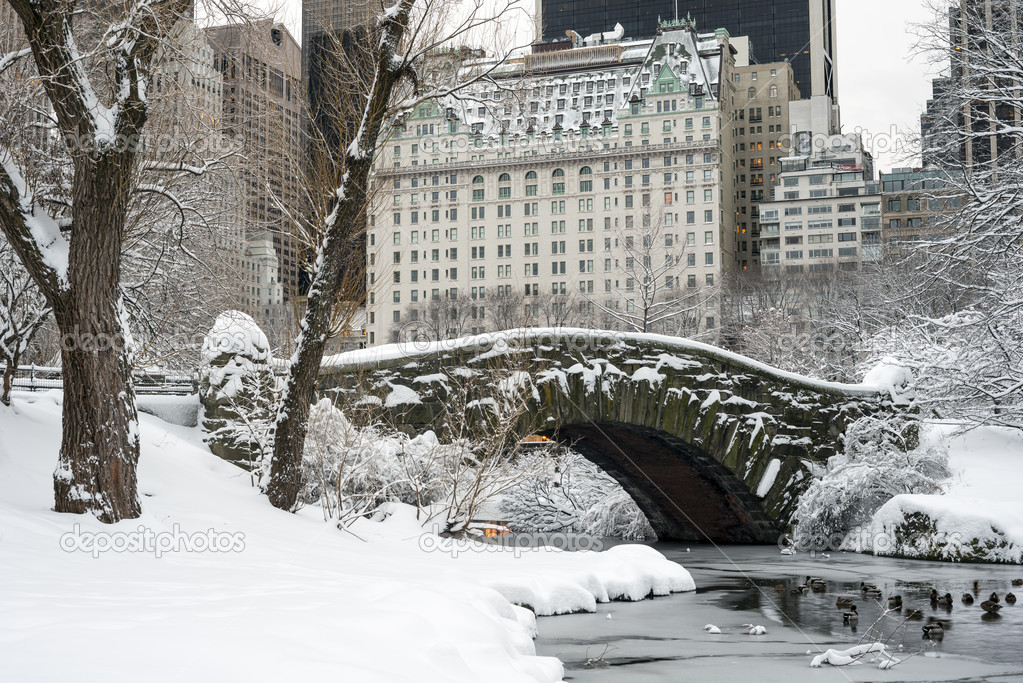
[863,425,1023,563]
[0,392,693,682]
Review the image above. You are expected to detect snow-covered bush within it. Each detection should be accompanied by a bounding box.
[199,311,279,477]
[501,450,654,540]
[300,398,448,524]
[792,414,949,550]
[298,387,537,534]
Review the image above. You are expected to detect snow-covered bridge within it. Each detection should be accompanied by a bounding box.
[320,329,897,543]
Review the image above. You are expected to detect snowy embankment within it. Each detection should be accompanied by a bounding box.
[0,393,693,682]
[860,425,1023,563]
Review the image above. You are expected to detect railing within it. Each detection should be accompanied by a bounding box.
[10,366,197,395]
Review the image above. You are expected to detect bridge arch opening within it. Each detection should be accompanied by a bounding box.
[544,423,783,544]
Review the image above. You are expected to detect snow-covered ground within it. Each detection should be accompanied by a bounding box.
[0,392,692,682]
[864,424,1023,563]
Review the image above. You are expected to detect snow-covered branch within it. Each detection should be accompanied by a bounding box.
[0,151,69,299]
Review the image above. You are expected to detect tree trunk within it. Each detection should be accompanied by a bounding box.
[51,155,140,522]
[266,159,371,511]
[1,356,14,406]
[267,0,415,510]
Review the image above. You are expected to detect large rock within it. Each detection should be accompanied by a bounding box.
[199,311,277,468]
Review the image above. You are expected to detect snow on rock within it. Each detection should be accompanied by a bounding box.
[0,395,695,682]
[630,366,666,386]
[200,310,271,365]
[384,382,421,407]
[858,424,1023,563]
[755,459,781,498]
[862,361,914,405]
[321,328,883,397]
[810,642,889,668]
[413,373,450,390]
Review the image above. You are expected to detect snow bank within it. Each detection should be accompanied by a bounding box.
[0,396,694,682]
[136,393,200,427]
[860,424,1023,563]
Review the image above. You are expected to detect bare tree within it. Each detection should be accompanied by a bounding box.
[585,212,709,335]
[267,0,532,510]
[0,237,50,404]
[870,0,1023,427]
[0,0,205,521]
[529,289,583,329]
[0,0,264,519]
[488,289,529,331]
[416,360,545,535]
[396,290,482,343]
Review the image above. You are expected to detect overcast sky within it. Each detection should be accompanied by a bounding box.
[273,0,943,172]
[834,0,941,172]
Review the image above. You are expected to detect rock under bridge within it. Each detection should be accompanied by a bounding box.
[320,329,899,544]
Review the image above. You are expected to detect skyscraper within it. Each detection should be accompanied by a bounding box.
[301,0,376,158]
[920,0,1021,169]
[539,0,838,101]
[208,20,303,308]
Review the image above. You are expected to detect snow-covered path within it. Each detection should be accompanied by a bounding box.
[0,393,692,682]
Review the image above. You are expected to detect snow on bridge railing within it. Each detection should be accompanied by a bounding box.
[320,327,900,400]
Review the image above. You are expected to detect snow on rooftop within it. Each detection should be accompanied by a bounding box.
[406,26,725,144]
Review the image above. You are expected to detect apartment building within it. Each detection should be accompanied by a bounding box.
[365,20,739,345]
[728,63,800,270]
[758,136,881,276]
[207,21,302,312]
[880,168,963,246]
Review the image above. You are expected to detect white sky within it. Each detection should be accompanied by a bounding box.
[834,0,941,172]
[271,0,944,172]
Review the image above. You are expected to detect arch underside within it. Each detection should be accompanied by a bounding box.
[547,423,783,544]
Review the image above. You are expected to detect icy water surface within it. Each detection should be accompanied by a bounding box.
[534,544,1023,682]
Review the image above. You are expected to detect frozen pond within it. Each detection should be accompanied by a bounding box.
[535,543,1023,681]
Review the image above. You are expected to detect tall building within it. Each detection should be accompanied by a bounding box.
[539,0,838,101]
[301,0,376,155]
[880,168,962,246]
[207,21,302,310]
[365,20,739,346]
[729,62,800,270]
[757,134,880,278]
[301,0,377,304]
[920,0,1022,169]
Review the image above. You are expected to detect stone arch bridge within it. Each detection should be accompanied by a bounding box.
[320,329,896,544]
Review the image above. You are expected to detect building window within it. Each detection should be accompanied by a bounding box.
[579,166,592,192]
[552,168,565,195]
